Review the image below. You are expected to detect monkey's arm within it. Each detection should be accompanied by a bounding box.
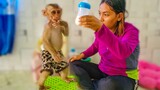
[60,21,69,36]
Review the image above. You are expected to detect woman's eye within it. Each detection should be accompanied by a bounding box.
[104,13,109,16]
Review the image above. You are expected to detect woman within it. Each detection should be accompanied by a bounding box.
[70,0,139,90]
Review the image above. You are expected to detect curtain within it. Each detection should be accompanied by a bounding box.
[0,0,16,55]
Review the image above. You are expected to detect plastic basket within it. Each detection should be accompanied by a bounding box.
[44,76,77,90]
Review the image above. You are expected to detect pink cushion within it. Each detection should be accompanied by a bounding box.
[140,69,158,79]
[138,60,151,68]
[139,60,159,71]
[139,60,160,89]
[157,79,160,89]
[139,76,157,89]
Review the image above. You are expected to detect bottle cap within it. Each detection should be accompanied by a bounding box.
[70,48,75,52]
[78,1,91,9]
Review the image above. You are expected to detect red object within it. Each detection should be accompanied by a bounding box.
[139,60,160,90]
[139,76,156,89]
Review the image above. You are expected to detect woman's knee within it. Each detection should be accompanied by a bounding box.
[97,76,134,90]
[97,77,118,90]
[69,60,82,67]
[69,61,82,73]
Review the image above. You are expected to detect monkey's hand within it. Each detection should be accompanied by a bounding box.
[50,19,60,28]
[52,54,62,63]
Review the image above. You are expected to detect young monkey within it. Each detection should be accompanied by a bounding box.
[37,3,73,90]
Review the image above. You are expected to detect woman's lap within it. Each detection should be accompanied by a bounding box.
[70,61,135,90]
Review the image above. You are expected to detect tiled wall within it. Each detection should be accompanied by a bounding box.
[0,0,159,90]
[126,0,160,65]
[0,0,160,71]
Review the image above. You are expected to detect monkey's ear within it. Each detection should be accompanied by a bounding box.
[42,9,48,16]
[60,8,63,13]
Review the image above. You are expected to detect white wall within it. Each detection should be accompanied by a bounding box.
[0,0,160,71]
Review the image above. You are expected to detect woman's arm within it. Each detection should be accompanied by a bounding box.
[96,24,139,59]
[82,39,98,58]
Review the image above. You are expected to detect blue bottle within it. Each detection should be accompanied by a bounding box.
[75,0,91,25]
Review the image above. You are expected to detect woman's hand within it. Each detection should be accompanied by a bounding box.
[69,53,85,62]
[79,15,103,31]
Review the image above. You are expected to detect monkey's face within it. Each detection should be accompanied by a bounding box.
[46,6,62,22]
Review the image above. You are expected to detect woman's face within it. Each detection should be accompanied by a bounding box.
[99,3,119,32]
[46,6,62,22]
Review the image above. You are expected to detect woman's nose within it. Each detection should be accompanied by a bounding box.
[99,15,104,22]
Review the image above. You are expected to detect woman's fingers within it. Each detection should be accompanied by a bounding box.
[69,56,78,62]
[79,15,93,22]
[80,21,101,31]
[69,55,82,62]
[78,15,102,31]
[69,57,75,62]
[80,22,95,28]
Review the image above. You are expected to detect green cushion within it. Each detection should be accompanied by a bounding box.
[44,76,77,90]
[81,58,91,62]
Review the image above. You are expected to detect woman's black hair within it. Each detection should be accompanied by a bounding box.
[100,0,126,14]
